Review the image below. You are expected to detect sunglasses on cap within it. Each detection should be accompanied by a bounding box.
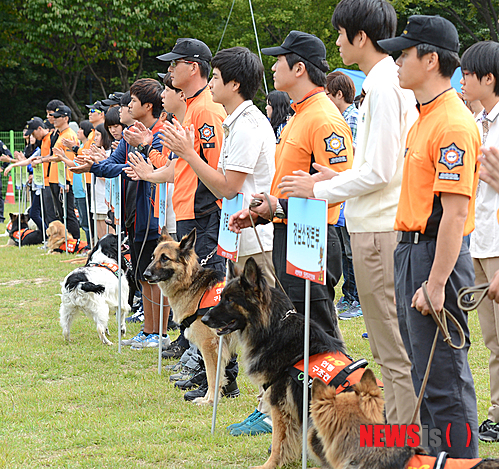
[170,59,196,68]
[89,109,103,114]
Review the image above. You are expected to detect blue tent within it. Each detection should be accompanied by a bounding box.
[335,67,463,96]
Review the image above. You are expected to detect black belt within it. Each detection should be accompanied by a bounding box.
[397,231,435,244]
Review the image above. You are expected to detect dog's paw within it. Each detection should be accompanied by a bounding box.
[193,397,214,406]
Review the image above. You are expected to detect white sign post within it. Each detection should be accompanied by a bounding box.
[286,197,327,469]
[211,193,243,435]
[157,182,167,375]
[112,176,122,353]
[14,167,21,250]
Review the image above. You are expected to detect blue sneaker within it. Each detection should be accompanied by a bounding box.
[336,296,351,313]
[362,332,369,339]
[227,409,259,431]
[122,330,147,346]
[131,333,170,350]
[229,410,272,436]
[339,301,363,320]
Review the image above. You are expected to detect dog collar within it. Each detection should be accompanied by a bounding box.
[281,309,297,321]
[87,262,121,278]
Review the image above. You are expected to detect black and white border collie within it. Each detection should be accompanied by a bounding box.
[59,234,130,345]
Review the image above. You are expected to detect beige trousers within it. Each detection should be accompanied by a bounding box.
[350,231,418,424]
[473,257,499,423]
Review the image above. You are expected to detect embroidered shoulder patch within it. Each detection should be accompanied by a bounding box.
[439,143,465,170]
[324,132,346,155]
[199,123,215,142]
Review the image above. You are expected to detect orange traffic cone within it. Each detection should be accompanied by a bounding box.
[5,175,15,204]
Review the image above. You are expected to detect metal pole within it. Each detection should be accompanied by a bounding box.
[40,186,46,246]
[158,294,164,374]
[116,175,122,353]
[18,185,21,250]
[92,173,98,245]
[63,176,68,255]
[302,279,311,469]
[83,176,93,249]
[248,0,269,95]
[211,259,229,434]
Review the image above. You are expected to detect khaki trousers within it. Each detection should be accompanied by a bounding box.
[473,257,499,423]
[350,231,417,424]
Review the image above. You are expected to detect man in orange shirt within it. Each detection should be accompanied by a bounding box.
[230,31,353,338]
[379,16,479,457]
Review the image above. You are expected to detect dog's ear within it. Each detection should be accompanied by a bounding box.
[311,377,331,401]
[159,225,173,243]
[241,257,262,288]
[354,368,380,396]
[9,213,16,221]
[179,228,196,254]
[228,260,242,281]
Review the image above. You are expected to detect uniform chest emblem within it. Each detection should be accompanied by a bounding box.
[324,132,346,155]
[439,143,465,170]
[199,123,215,142]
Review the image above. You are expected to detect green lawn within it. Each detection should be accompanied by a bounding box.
[0,204,498,468]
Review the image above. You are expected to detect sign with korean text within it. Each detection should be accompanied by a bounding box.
[14,166,21,189]
[286,197,327,285]
[158,183,167,228]
[105,178,111,208]
[57,162,66,187]
[32,162,44,188]
[217,193,244,261]
[112,176,121,224]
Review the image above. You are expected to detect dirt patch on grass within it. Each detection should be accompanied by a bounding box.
[0,278,51,287]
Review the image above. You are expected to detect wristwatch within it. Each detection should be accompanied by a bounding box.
[274,200,286,219]
[137,143,146,153]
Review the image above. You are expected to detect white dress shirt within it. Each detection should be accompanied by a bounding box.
[470,100,499,258]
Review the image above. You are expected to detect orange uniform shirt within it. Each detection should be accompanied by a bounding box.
[270,88,353,225]
[54,127,78,184]
[394,90,480,237]
[172,86,226,221]
[40,133,52,187]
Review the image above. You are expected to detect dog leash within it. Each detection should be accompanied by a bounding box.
[410,281,466,425]
[457,283,489,311]
[248,193,288,297]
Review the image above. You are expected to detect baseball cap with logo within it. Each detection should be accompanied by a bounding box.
[52,106,72,118]
[25,117,46,136]
[85,100,105,111]
[261,30,330,73]
[156,38,212,63]
[378,15,459,53]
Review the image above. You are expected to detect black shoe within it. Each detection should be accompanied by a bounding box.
[175,371,207,390]
[167,320,179,331]
[162,342,187,359]
[479,419,499,442]
[184,379,240,401]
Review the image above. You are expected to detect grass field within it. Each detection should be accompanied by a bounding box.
[0,203,498,468]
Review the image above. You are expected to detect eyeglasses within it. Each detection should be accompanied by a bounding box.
[170,59,196,68]
[89,109,103,114]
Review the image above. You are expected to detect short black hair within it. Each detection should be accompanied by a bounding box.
[104,107,123,136]
[461,41,499,96]
[120,91,131,107]
[162,72,182,93]
[184,57,211,79]
[95,123,112,150]
[130,78,164,118]
[79,120,93,139]
[211,47,264,101]
[416,43,460,79]
[326,71,356,104]
[285,53,327,88]
[46,99,65,111]
[332,0,397,54]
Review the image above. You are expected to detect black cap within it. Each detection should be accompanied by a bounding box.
[102,92,124,106]
[157,72,166,81]
[261,30,329,73]
[25,117,46,136]
[52,106,72,118]
[156,38,212,63]
[378,15,459,53]
[120,91,131,107]
[85,100,105,111]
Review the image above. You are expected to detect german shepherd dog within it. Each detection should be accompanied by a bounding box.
[143,228,237,406]
[310,373,499,469]
[6,213,43,246]
[201,257,345,469]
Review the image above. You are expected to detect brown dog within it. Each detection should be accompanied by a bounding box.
[143,228,237,406]
[46,220,70,252]
[309,371,499,469]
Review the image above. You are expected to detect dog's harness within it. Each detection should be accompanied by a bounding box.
[285,351,383,394]
[407,452,482,469]
[12,228,35,243]
[181,271,226,329]
[87,261,121,279]
[55,239,88,254]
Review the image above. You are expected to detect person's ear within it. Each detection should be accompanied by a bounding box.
[295,61,307,78]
